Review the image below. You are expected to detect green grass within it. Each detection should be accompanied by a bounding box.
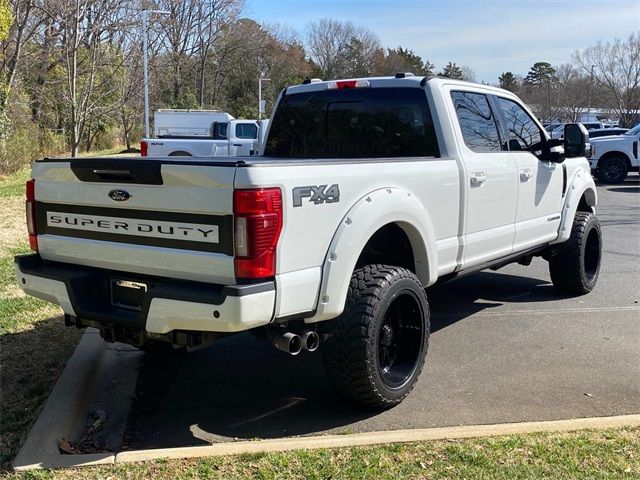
[0,221,81,470]
[2,427,639,479]
[0,167,30,197]
[0,244,50,337]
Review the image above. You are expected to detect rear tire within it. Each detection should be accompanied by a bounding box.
[596,157,628,183]
[549,212,602,295]
[321,265,430,408]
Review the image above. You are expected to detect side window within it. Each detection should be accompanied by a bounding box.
[496,97,543,151]
[236,123,258,139]
[212,122,228,140]
[451,91,502,152]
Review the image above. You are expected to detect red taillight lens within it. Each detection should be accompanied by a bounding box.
[140,140,148,156]
[233,188,283,279]
[25,179,38,252]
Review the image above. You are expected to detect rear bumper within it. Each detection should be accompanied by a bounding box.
[14,254,275,334]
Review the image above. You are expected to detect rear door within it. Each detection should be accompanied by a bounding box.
[448,90,518,268]
[494,96,563,251]
[33,157,237,284]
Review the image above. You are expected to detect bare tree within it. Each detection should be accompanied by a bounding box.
[554,64,589,122]
[573,32,640,127]
[305,18,380,80]
[43,0,133,156]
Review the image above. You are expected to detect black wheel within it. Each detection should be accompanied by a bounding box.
[321,265,430,408]
[549,212,602,295]
[596,157,628,183]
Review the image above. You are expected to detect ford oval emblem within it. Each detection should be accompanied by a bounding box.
[108,189,132,202]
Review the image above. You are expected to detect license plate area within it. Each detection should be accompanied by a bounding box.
[111,280,147,311]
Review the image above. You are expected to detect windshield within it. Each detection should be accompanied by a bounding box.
[264,87,440,158]
[625,125,640,136]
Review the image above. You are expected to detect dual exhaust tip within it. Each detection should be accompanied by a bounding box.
[271,330,319,355]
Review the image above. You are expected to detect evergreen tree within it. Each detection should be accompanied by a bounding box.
[525,62,556,85]
[439,62,464,79]
[498,71,519,92]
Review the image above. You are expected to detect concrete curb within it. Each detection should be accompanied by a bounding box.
[114,414,640,464]
[12,328,116,471]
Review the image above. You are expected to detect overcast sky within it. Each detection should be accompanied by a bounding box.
[245,0,640,83]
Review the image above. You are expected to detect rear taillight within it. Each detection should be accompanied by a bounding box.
[140,140,148,156]
[233,188,283,279]
[26,179,38,252]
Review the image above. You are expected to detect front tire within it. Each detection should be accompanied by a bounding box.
[321,265,430,408]
[549,212,602,295]
[596,157,628,183]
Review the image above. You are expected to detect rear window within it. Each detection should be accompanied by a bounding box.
[264,87,439,158]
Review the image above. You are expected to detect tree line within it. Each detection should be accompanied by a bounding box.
[0,1,637,173]
[498,33,640,127]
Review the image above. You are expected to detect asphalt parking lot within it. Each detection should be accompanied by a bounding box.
[122,175,640,451]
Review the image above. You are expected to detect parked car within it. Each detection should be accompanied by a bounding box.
[589,124,640,183]
[551,122,604,139]
[16,76,600,408]
[588,128,628,139]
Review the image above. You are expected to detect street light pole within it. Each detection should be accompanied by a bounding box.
[142,9,170,138]
[258,74,270,120]
[588,64,596,118]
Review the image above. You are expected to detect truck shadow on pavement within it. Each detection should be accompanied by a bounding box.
[125,271,566,450]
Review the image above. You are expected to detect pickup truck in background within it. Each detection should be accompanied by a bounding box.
[141,119,267,157]
[16,75,601,408]
[589,124,640,183]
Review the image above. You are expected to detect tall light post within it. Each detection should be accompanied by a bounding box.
[142,9,170,138]
[588,64,596,118]
[258,73,270,120]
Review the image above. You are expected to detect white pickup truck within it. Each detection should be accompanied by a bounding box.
[589,124,640,183]
[142,117,267,158]
[16,76,601,408]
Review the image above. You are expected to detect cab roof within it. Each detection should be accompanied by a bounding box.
[285,75,513,97]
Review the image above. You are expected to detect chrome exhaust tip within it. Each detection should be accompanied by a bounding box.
[272,332,303,355]
[301,330,320,352]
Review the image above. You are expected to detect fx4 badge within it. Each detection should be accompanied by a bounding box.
[292,184,340,207]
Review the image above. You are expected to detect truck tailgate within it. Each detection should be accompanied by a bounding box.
[32,158,238,284]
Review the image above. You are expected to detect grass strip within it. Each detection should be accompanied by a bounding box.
[3,427,639,479]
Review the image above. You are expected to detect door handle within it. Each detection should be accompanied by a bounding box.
[470,172,486,186]
[520,169,533,181]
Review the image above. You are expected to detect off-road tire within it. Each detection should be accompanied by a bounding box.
[321,265,430,408]
[596,156,628,183]
[549,212,602,295]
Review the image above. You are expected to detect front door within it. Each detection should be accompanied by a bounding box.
[494,97,564,251]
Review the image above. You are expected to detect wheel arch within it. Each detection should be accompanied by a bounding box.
[168,150,194,157]
[305,187,438,323]
[552,169,597,245]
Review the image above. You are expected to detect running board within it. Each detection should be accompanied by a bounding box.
[438,245,548,284]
